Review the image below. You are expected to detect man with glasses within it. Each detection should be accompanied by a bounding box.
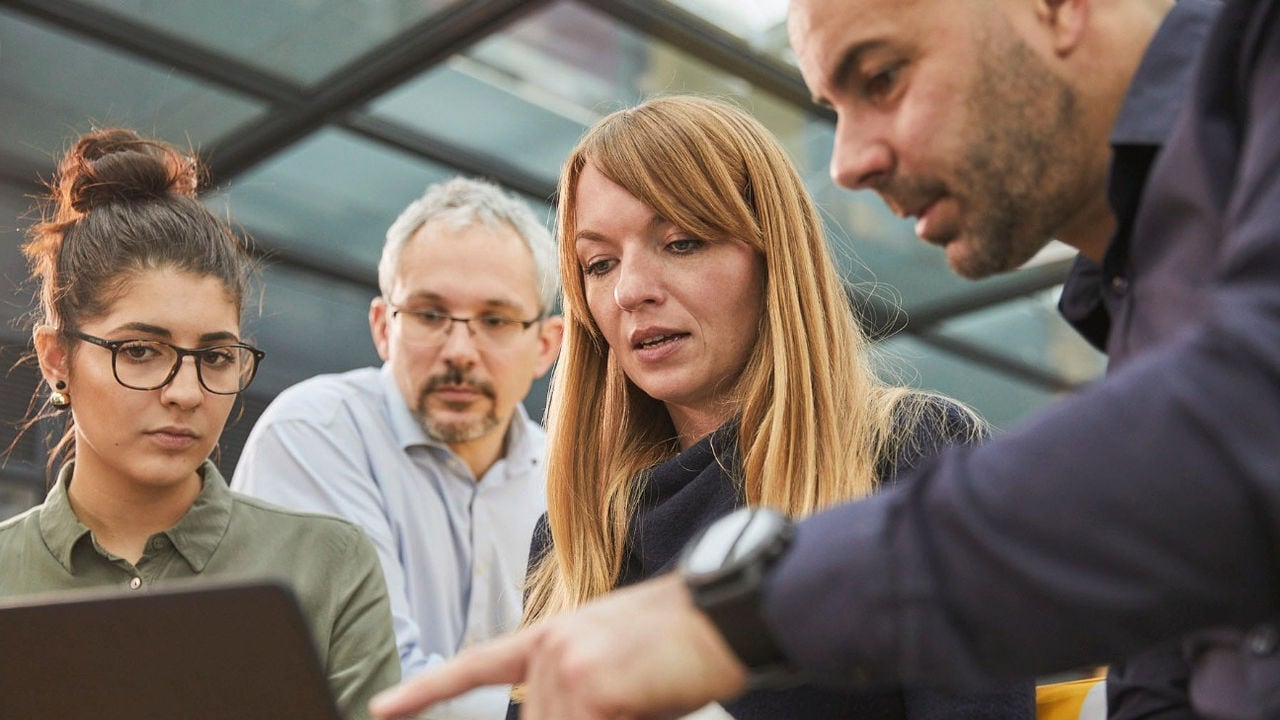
[234,177,562,719]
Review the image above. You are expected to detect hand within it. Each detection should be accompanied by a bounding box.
[368,574,749,719]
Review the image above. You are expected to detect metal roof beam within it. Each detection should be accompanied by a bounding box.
[204,0,555,185]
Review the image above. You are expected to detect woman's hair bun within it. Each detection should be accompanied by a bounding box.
[59,128,201,213]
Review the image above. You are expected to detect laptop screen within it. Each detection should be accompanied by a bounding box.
[0,580,343,720]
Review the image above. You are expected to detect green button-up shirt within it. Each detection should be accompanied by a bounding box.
[0,460,399,720]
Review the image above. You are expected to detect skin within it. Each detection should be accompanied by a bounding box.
[369,2,1175,717]
[573,164,766,449]
[34,268,242,565]
[369,219,563,479]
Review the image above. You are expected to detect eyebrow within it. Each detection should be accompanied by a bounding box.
[108,322,241,344]
[814,39,887,106]
[398,292,527,313]
[574,229,610,246]
[574,214,675,246]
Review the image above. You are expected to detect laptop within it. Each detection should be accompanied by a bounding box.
[0,580,344,720]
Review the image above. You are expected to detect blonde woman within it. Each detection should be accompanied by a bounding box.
[375,96,1031,719]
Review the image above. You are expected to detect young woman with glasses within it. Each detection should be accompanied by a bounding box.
[0,128,399,720]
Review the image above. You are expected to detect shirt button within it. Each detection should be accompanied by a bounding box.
[150,537,166,550]
[129,577,143,590]
[1247,624,1278,655]
[1109,276,1129,294]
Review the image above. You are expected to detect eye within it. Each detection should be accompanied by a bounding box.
[862,63,903,102]
[413,310,450,327]
[582,258,615,277]
[198,347,238,368]
[667,237,705,254]
[117,341,164,363]
[477,314,514,329]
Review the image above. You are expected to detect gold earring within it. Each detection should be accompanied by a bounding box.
[50,380,69,409]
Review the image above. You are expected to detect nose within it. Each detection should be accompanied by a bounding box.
[829,113,893,191]
[161,356,204,408]
[437,318,480,365]
[612,253,663,312]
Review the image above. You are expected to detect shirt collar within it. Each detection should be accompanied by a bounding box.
[37,463,92,572]
[38,460,233,573]
[166,461,233,572]
[1110,0,1222,147]
[500,402,539,469]
[380,363,435,451]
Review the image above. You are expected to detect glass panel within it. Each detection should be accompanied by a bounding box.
[217,128,553,279]
[371,1,829,192]
[370,55,589,188]
[75,0,461,86]
[0,179,39,330]
[666,0,794,64]
[0,482,40,522]
[215,128,456,274]
[242,264,380,396]
[874,335,1067,432]
[926,289,1107,386]
[0,11,264,174]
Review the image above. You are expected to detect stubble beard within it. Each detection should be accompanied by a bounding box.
[948,30,1086,280]
[418,406,500,444]
[413,367,502,444]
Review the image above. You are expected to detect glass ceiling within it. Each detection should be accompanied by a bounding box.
[0,0,1105,495]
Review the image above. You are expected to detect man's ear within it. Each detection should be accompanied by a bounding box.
[532,316,565,378]
[33,325,70,388]
[1036,0,1089,57]
[369,296,391,362]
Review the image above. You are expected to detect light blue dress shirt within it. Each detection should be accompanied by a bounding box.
[232,365,546,719]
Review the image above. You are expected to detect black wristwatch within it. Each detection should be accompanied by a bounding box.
[679,506,799,687]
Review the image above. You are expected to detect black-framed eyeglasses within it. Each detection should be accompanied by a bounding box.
[386,303,540,349]
[62,329,265,395]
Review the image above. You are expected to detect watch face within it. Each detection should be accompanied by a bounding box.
[683,507,788,577]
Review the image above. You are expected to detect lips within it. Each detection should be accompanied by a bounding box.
[906,196,961,246]
[913,198,941,242]
[149,426,197,438]
[629,326,688,348]
[634,333,685,349]
[627,327,689,364]
[879,180,950,243]
[146,427,199,450]
[430,385,484,402]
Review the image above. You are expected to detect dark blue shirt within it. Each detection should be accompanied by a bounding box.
[1058,3,1228,718]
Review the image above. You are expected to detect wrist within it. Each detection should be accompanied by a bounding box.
[679,507,800,688]
[670,575,750,698]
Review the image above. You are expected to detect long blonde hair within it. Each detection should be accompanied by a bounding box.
[526,95,972,624]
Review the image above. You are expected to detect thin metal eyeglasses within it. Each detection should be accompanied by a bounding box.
[386,303,540,348]
[62,329,265,395]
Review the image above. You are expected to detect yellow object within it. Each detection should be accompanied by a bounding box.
[1036,677,1106,720]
